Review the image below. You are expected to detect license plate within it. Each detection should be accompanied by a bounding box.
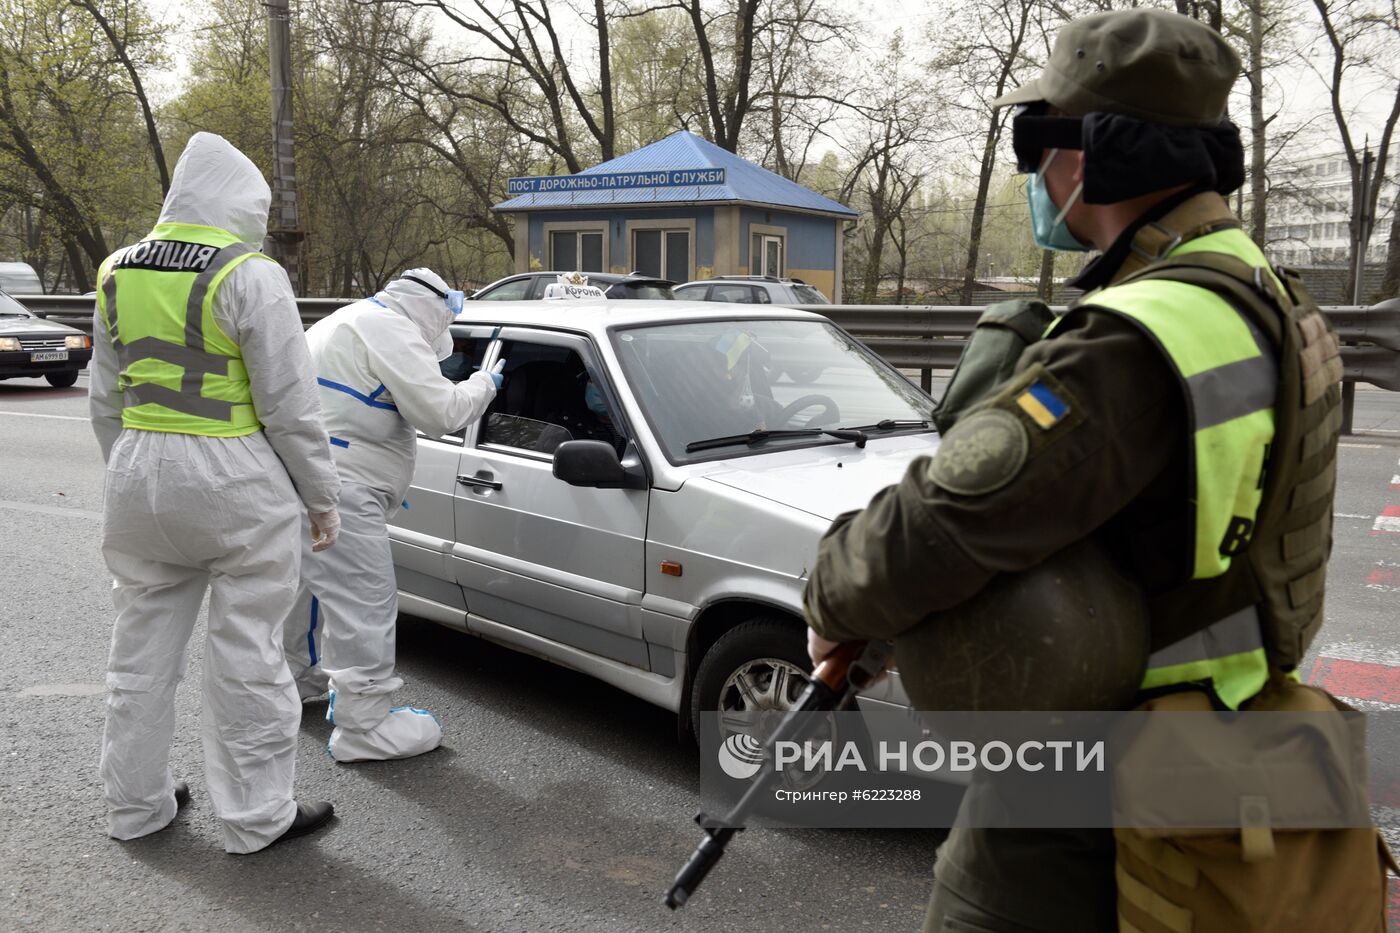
[30,350,68,362]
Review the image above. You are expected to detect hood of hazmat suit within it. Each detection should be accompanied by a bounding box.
[92,132,340,854]
[304,267,497,511]
[157,132,270,244]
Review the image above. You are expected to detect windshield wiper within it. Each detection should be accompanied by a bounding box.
[838,419,931,433]
[686,427,868,454]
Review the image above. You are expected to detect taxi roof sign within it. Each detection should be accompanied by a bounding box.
[543,282,607,300]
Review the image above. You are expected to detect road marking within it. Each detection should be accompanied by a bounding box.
[0,410,88,422]
[1308,656,1400,705]
[1339,442,1384,449]
[18,683,104,697]
[1374,506,1400,534]
[0,500,101,521]
[1337,512,1378,520]
[1317,643,1400,668]
[1391,474,1400,491]
[1365,562,1400,593]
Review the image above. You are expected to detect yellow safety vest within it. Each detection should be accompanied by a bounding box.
[97,222,267,436]
[1057,228,1280,709]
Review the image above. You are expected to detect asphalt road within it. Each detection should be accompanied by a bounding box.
[2,372,1398,931]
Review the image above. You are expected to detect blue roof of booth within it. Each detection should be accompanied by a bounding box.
[494,131,858,218]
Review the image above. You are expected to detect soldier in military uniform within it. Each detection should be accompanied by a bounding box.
[804,9,1391,932]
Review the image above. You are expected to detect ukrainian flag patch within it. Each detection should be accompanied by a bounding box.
[1016,381,1069,430]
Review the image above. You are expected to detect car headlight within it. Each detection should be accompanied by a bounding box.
[65,335,90,349]
[0,337,20,351]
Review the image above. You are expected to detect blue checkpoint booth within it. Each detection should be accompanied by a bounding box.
[495,131,858,301]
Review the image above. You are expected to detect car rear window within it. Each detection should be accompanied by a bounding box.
[606,282,674,300]
[791,285,828,304]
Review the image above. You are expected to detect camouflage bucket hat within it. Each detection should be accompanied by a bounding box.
[992,8,1241,127]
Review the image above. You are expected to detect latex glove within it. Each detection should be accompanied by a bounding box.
[489,358,506,390]
[807,627,841,669]
[309,509,341,552]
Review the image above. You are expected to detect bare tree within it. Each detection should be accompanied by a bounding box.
[69,0,169,194]
[382,0,617,171]
[1311,0,1400,301]
[931,0,1038,305]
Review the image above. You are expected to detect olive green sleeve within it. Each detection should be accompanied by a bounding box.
[803,309,1184,643]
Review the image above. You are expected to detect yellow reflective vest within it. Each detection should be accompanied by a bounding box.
[1057,228,1280,709]
[96,222,267,436]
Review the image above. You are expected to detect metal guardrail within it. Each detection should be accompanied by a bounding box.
[17,294,344,332]
[18,293,1400,431]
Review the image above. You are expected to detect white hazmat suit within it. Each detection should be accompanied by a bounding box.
[90,133,340,854]
[282,270,496,761]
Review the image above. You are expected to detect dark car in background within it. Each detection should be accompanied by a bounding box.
[0,291,92,388]
[471,271,675,301]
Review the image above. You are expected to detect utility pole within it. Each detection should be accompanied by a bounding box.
[266,0,303,293]
[1353,140,1375,305]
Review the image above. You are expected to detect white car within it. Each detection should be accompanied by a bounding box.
[392,299,939,735]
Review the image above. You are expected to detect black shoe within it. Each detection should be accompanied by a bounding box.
[268,800,334,847]
[173,781,191,809]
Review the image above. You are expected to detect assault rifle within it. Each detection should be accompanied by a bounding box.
[663,639,891,910]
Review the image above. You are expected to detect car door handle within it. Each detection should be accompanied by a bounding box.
[457,473,503,491]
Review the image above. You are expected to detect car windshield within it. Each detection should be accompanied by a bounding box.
[0,291,32,318]
[612,318,933,463]
[791,285,828,305]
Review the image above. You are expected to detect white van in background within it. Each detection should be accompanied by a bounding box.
[0,262,42,294]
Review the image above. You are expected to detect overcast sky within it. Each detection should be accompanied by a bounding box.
[143,0,1396,165]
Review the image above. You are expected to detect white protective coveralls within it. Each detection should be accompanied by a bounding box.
[283,270,496,761]
[90,133,340,853]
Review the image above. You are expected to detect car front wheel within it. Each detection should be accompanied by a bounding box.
[691,616,867,792]
[45,371,78,388]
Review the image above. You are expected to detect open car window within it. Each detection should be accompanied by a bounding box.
[479,338,624,458]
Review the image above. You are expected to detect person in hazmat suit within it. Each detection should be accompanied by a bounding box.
[282,269,499,762]
[90,132,340,853]
[804,9,1392,931]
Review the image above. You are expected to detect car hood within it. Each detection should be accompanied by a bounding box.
[694,433,940,521]
[0,316,82,336]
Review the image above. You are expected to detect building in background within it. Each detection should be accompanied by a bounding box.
[495,131,858,301]
[1268,151,1396,268]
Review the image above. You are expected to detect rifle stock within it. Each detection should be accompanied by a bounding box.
[663,639,888,910]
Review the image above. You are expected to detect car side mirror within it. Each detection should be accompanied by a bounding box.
[553,440,646,490]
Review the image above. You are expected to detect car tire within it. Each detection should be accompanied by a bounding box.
[45,371,78,388]
[691,616,811,731]
[690,615,872,788]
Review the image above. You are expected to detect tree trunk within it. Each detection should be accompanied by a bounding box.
[960,118,1001,305]
[74,0,169,194]
[1037,249,1055,302]
[1247,0,1268,247]
[61,238,91,294]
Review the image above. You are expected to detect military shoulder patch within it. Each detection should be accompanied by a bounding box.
[926,407,1029,496]
[1015,380,1070,430]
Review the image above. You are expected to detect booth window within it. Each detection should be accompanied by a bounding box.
[550,230,605,272]
[633,229,690,283]
[750,233,784,277]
